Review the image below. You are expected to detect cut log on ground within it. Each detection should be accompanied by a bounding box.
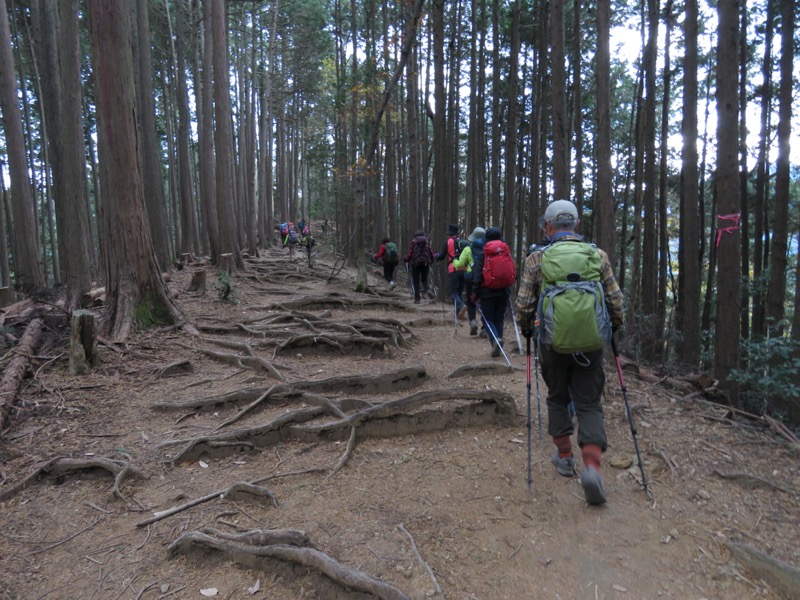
[0,317,43,434]
[167,530,410,600]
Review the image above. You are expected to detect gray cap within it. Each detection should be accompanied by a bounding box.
[468,226,486,242]
[543,199,579,224]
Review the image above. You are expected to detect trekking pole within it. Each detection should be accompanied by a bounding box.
[406,263,415,299]
[508,298,524,355]
[525,333,532,491]
[533,319,543,438]
[476,302,512,368]
[452,299,458,335]
[611,335,651,499]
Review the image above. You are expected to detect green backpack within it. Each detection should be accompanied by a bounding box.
[537,241,612,354]
[385,242,399,264]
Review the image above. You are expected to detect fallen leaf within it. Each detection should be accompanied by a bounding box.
[199,460,209,469]
[248,579,261,594]
[200,588,219,597]
[612,584,628,592]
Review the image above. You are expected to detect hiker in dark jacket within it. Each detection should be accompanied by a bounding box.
[404,230,434,304]
[471,226,512,357]
[435,224,468,320]
[515,199,624,505]
[373,237,398,289]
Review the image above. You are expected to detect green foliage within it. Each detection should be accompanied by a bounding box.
[214,270,238,304]
[729,335,800,416]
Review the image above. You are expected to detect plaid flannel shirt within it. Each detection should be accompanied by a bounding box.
[514,234,624,331]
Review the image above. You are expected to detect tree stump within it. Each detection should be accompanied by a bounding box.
[219,253,235,274]
[69,310,99,376]
[181,252,194,265]
[0,287,15,307]
[186,269,207,293]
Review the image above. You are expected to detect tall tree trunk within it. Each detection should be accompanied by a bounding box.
[88,0,193,341]
[751,0,774,340]
[211,0,244,271]
[0,0,44,292]
[550,0,568,199]
[677,0,701,366]
[199,0,220,262]
[594,0,614,264]
[765,0,793,339]
[135,0,173,271]
[714,0,741,406]
[175,0,199,257]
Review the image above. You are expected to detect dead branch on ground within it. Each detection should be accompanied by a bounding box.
[167,530,410,600]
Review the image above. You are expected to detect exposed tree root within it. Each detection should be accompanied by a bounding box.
[159,406,328,463]
[136,482,277,527]
[0,456,149,502]
[149,359,194,378]
[178,342,285,381]
[159,388,516,465]
[291,365,427,395]
[167,529,410,600]
[447,362,514,378]
[711,469,794,494]
[271,333,390,357]
[727,543,800,600]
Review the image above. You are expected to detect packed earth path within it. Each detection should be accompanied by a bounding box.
[0,240,798,600]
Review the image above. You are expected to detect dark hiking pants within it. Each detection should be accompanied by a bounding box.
[539,345,607,451]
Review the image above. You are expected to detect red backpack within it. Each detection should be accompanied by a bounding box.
[482,240,516,289]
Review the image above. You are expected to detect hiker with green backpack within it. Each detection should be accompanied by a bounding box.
[373,237,399,289]
[515,199,624,505]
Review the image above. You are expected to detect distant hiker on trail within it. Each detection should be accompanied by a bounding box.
[284,223,299,256]
[374,237,399,289]
[405,230,434,304]
[471,226,516,358]
[435,224,468,321]
[514,199,624,506]
[453,226,485,336]
[300,229,315,265]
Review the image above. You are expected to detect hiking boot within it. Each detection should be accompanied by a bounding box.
[480,328,488,339]
[389,281,396,289]
[581,466,607,505]
[551,449,575,478]
[457,305,468,321]
[491,339,504,358]
[469,320,478,336]
[414,298,421,304]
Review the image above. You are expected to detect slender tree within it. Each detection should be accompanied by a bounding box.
[0,0,44,292]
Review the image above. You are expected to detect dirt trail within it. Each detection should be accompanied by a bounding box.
[0,242,797,600]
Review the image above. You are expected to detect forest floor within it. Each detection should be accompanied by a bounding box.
[0,238,798,600]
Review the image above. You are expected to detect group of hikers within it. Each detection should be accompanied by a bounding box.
[278,219,316,261]
[373,199,625,505]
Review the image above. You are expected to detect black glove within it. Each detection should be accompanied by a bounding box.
[521,328,533,340]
